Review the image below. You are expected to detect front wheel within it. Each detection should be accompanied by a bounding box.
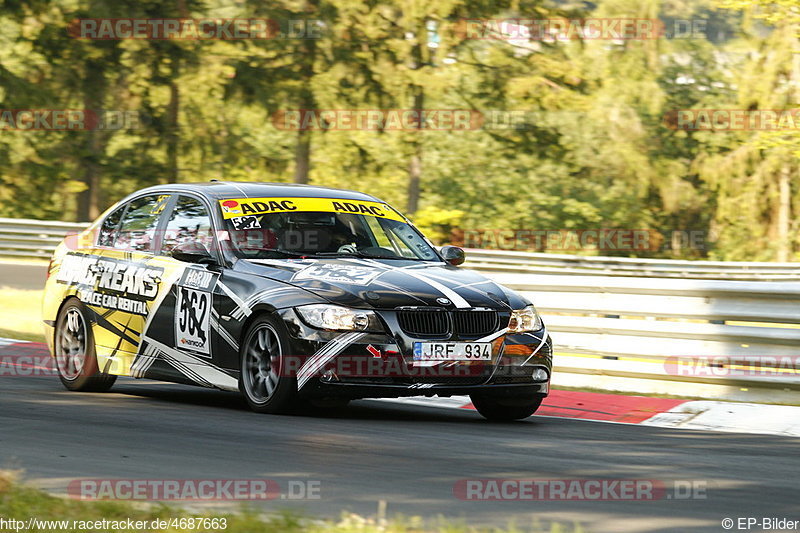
[469,393,543,421]
[54,299,116,392]
[239,315,299,414]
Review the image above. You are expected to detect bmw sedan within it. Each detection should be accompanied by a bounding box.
[43,182,552,420]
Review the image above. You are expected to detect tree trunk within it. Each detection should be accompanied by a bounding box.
[77,135,101,222]
[166,57,181,184]
[294,129,312,184]
[294,13,317,184]
[776,164,791,262]
[407,141,422,214]
[77,61,106,222]
[407,83,424,214]
[406,21,427,215]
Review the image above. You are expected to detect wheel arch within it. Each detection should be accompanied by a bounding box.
[237,304,280,347]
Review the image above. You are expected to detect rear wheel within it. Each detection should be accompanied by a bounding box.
[54,299,116,392]
[470,393,542,421]
[239,315,299,414]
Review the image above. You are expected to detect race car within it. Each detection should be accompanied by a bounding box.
[43,182,552,420]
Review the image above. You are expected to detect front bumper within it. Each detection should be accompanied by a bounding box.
[279,308,553,399]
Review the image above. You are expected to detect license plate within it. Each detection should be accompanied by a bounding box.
[412,342,492,361]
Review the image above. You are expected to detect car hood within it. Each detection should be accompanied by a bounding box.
[237,257,530,310]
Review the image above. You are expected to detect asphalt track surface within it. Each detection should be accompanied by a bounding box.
[0,262,47,290]
[0,262,797,532]
[1,371,798,533]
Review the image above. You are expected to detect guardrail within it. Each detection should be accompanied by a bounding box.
[0,217,88,260]
[464,248,800,280]
[488,271,800,402]
[3,217,799,280]
[1,217,798,402]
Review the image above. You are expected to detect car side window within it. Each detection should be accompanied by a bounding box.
[114,194,171,252]
[97,205,125,247]
[161,195,215,256]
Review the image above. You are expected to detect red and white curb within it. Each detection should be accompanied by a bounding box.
[374,391,800,437]
[640,400,800,437]
[373,390,685,423]
[3,338,798,437]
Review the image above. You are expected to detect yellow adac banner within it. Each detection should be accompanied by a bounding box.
[219,197,406,222]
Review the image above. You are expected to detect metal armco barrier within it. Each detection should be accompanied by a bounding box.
[1,217,798,401]
[487,272,800,402]
[0,217,88,259]
[464,248,800,280]
[3,217,799,280]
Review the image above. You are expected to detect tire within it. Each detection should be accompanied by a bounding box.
[54,299,117,392]
[469,393,543,421]
[239,314,300,414]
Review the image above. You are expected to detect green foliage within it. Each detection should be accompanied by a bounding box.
[411,206,466,244]
[0,0,796,260]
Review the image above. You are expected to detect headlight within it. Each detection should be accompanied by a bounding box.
[508,305,543,333]
[296,304,383,332]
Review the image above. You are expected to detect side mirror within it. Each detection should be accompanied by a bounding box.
[171,242,216,265]
[440,245,465,266]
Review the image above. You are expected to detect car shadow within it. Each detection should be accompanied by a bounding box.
[106,378,536,424]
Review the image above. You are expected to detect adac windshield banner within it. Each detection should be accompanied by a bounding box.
[219,197,405,222]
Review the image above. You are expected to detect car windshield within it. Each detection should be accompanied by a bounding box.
[217,197,440,261]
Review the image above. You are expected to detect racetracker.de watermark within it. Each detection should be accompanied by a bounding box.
[665,109,800,131]
[68,18,322,40]
[664,356,800,378]
[0,340,56,378]
[459,229,658,252]
[456,229,712,253]
[0,109,142,131]
[61,227,712,255]
[272,109,485,131]
[68,479,321,501]
[454,479,708,501]
[0,354,57,377]
[271,109,664,131]
[455,18,707,40]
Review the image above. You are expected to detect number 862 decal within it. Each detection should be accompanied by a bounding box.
[175,287,211,355]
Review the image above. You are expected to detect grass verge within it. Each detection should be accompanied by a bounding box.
[0,471,585,533]
[0,328,45,343]
[0,287,44,342]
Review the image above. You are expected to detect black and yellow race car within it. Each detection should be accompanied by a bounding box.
[43,182,552,420]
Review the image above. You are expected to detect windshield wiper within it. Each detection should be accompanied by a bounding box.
[258,249,315,258]
[313,251,422,261]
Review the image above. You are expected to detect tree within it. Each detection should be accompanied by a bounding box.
[695,1,800,260]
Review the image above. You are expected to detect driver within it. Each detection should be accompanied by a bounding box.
[284,212,361,254]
